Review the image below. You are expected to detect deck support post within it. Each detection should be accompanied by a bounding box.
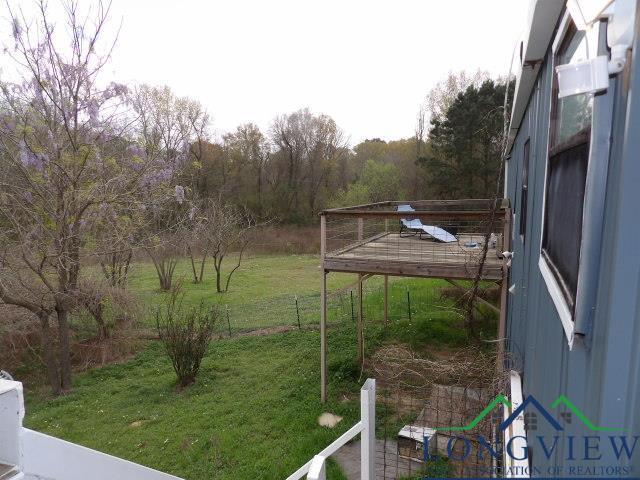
[383,275,389,329]
[320,214,328,403]
[357,274,364,366]
[321,271,327,403]
[356,217,365,366]
[497,207,512,376]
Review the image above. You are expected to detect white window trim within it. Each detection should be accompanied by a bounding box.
[538,256,575,349]
[538,10,584,349]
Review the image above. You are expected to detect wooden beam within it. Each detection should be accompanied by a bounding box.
[327,274,372,299]
[323,210,504,222]
[323,258,503,281]
[321,198,508,214]
[322,200,395,213]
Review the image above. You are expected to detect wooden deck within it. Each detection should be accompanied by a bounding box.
[324,232,503,280]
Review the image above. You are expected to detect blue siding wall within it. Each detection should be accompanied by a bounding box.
[506,15,640,475]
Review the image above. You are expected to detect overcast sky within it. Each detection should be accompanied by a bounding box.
[6,0,530,145]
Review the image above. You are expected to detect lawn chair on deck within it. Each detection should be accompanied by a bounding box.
[397,204,458,243]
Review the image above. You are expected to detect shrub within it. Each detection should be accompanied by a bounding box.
[155,288,218,387]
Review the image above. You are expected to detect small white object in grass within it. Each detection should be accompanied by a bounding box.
[318,412,343,428]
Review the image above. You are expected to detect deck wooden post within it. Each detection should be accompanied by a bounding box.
[321,271,327,403]
[320,215,327,403]
[357,273,364,365]
[497,207,512,376]
[357,216,364,365]
[384,275,389,329]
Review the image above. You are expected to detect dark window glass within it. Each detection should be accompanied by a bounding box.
[542,21,592,313]
[520,139,530,240]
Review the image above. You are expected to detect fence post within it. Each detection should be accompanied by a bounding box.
[225,305,232,336]
[406,287,412,322]
[350,290,355,322]
[307,455,327,480]
[295,295,301,330]
[360,379,376,480]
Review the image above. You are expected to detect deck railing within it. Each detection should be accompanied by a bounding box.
[320,199,509,280]
[0,379,181,480]
[286,379,376,480]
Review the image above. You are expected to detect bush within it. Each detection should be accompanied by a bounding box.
[155,288,218,387]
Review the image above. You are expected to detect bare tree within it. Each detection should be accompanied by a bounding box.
[414,105,427,196]
[269,109,347,218]
[0,1,165,393]
[93,203,137,287]
[222,123,270,215]
[75,279,140,341]
[199,200,256,293]
[425,70,490,124]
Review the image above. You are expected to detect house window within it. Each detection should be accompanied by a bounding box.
[519,139,530,241]
[541,21,592,316]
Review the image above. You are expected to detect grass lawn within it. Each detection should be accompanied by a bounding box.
[25,326,368,479]
[124,254,361,330]
[24,254,496,479]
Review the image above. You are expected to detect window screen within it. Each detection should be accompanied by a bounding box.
[520,139,530,240]
[542,21,592,313]
[542,142,589,309]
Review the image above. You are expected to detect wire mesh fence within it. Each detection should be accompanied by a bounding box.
[372,345,509,479]
[207,276,470,338]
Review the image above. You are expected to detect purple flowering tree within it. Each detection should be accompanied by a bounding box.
[0,1,166,393]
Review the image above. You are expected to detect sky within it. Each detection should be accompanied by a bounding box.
[4,0,530,145]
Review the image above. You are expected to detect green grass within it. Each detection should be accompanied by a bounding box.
[25,254,496,479]
[125,254,360,330]
[26,326,365,480]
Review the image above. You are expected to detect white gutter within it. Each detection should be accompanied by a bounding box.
[507,0,565,154]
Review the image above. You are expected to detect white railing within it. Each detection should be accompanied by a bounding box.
[0,379,182,480]
[286,378,376,480]
[503,370,529,478]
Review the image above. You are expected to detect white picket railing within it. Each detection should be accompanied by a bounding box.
[286,378,376,480]
[1,377,377,480]
[0,379,182,480]
[503,370,529,479]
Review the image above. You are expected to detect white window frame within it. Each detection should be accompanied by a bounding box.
[538,11,599,349]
